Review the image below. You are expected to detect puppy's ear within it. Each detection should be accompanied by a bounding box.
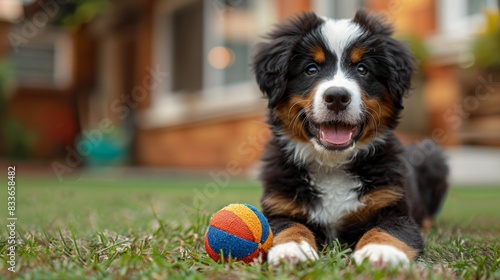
[353,9,393,36]
[354,9,415,106]
[252,12,322,108]
[385,37,415,104]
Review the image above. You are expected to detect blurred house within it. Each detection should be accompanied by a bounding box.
[1,0,499,171]
[1,0,96,160]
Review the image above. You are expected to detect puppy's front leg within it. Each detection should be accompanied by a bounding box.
[352,217,423,268]
[267,218,319,265]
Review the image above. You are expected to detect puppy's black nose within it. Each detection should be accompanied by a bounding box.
[323,87,351,113]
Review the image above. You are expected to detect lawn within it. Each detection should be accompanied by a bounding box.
[1,174,500,279]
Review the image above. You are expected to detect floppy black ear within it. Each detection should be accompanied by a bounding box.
[353,9,393,36]
[385,37,415,102]
[252,12,323,108]
[354,9,415,106]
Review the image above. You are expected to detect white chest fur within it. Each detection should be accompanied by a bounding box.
[307,167,364,235]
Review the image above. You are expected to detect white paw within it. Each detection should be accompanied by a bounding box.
[267,241,319,265]
[352,244,410,268]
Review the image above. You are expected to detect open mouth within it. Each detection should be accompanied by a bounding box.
[308,121,363,151]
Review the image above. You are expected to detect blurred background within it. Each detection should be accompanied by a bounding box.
[0,0,499,186]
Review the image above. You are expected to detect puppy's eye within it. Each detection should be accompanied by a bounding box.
[305,64,319,76]
[357,64,368,75]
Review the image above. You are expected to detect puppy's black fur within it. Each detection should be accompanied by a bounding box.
[252,10,448,263]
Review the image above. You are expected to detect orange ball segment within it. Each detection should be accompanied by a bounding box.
[204,204,273,263]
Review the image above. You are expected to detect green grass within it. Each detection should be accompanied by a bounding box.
[1,175,500,279]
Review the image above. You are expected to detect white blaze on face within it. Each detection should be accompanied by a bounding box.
[312,19,365,124]
[321,19,363,58]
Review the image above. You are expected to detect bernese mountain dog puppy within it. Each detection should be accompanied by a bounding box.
[252,10,449,267]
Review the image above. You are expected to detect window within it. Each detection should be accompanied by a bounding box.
[157,0,258,96]
[467,0,499,15]
[171,0,203,93]
[157,0,257,95]
[438,0,499,36]
[12,45,55,85]
[222,41,250,85]
[203,0,256,90]
[9,27,72,89]
[145,0,273,127]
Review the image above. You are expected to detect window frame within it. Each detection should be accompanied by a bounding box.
[142,0,269,128]
[426,0,499,66]
[9,26,73,90]
[437,0,497,37]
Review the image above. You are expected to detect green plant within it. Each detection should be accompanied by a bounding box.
[471,10,500,68]
[0,59,14,108]
[399,35,431,69]
[0,60,35,158]
[60,0,110,29]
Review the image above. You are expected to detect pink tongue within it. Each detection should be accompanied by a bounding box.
[320,124,353,145]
